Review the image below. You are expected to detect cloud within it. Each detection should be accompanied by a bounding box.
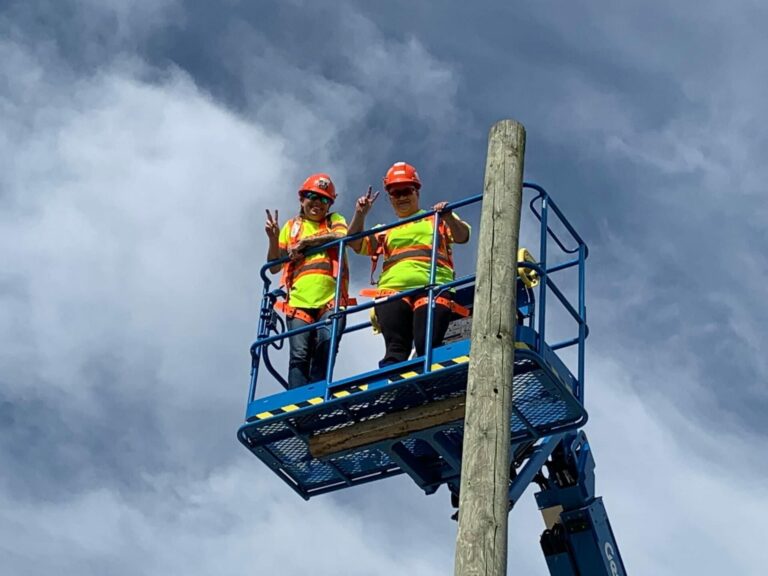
[0,6,467,574]
[207,7,464,193]
[342,14,459,127]
[510,0,768,440]
[0,465,456,576]
[0,41,301,501]
[3,1,768,574]
[583,356,768,575]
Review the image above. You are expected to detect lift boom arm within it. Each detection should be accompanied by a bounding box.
[534,431,627,576]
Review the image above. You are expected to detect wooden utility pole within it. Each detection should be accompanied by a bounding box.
[454,119,526,576]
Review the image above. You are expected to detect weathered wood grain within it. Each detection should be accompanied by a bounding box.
[454,119,526,576]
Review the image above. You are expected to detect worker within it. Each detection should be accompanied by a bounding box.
[348,162,470,367]
[265,173,351,389]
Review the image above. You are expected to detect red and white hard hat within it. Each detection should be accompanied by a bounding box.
[298,173,336,202]
[383,162,421,191]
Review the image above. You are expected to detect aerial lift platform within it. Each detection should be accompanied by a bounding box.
[238,183,626,575]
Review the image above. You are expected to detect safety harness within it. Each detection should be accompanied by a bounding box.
[275,214,356,324]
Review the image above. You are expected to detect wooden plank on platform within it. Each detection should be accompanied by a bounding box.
[309,395,466,459]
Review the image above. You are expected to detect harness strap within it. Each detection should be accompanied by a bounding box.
[369,231,388,285]
[274,301,317,324]
[359,289,469,317]
[275,297,358,324]
[413,296,470,317]
[359,288,399,298]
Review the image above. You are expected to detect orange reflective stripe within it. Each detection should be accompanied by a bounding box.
[387,243,434,255]
[384,240,453,268]
[294,259,333,275]
[290,259,335,284]
[385,248,431,263]
[384,244,447,262]
[382,253,453,271]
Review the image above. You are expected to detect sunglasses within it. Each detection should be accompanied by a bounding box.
[388,187,415,199]
[301,192,331,205]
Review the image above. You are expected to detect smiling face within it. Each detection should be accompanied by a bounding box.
[299,191,332,221]
[387,186,420,218]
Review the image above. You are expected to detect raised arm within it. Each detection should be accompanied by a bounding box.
[347,186,379,252]
[264,209,285,274]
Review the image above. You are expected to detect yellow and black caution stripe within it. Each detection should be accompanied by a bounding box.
[255,383,369,420]
[255,345,532,421]
[387,354,471,383]
[386,343,530,384]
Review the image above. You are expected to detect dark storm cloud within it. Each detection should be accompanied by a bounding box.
[6,0,765,463]
[5,0,766,483]
[2,0,768,573]
[1,0,180,70]
[348,0,768,439]
[113,1,468,194]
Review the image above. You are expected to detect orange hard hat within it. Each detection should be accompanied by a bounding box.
[383,162,421,191]
[298,173,336,202]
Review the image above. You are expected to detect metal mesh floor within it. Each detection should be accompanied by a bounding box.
[238,344,587,499]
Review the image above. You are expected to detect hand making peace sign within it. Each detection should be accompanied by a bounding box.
[355,186,380,217]
[265,209,280,241]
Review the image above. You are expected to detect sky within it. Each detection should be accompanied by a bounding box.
[1,0,767,574]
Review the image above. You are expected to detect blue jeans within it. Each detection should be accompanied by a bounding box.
[286,308,345,389]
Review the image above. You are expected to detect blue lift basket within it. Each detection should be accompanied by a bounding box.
[238,182,590,502]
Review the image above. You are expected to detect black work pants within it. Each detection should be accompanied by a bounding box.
[375,294,453,367]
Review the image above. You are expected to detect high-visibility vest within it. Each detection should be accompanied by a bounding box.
[278,214,353,310]
[367,213,454,286]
